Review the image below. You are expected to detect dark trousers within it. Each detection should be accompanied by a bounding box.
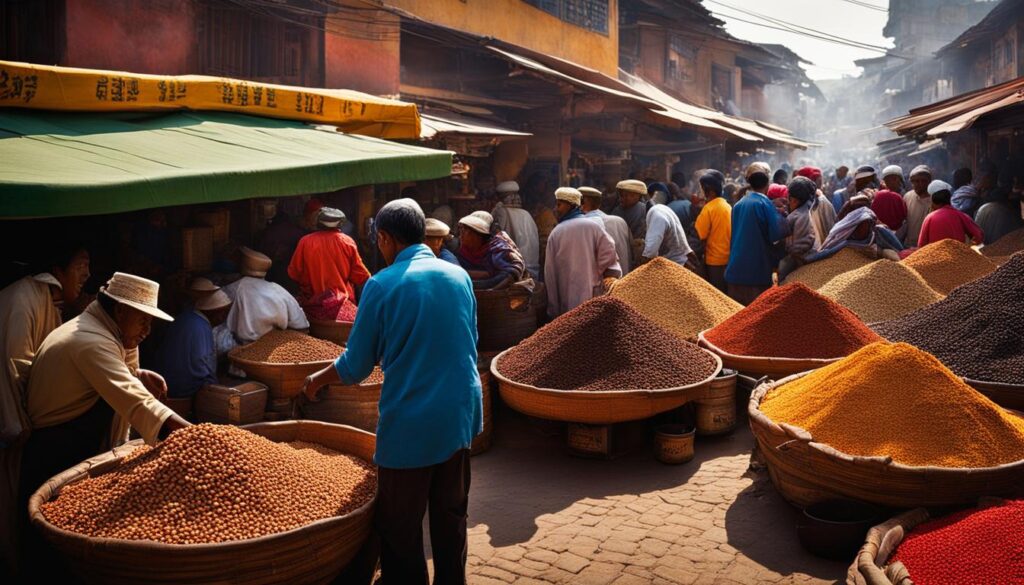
[727,283,770,306]
[376,449,470,585]
[705,265,728,294]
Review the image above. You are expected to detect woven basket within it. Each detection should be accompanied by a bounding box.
[698,330,841,379]
[471,367,494,455]
[228,345,334,400]
[28,420,376,585]
[491,348,722,424]
[964,377,1024,411]
[476,287,541,352]
[308,319,354,347]
[749,373,1024,508]
[301,379,382,433]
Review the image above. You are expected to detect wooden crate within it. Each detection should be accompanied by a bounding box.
[567,420,646,460]
[181,226,214,272]
[194,381,268,425]
[196,208,231,246]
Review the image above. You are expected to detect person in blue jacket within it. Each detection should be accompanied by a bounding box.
[725,162,785,305]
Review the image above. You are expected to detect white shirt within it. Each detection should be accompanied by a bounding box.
[585,209,632,275]
[643,204,693,265]
[544,216,621,318]
[223,276,309,343]
[903,189,932,247]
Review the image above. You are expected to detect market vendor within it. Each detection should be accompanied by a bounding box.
[490,181,541,278]
[302,198,482,585]
[545,187,621,318]
[149,289,232,399]
[424,218,459,265]
[0,242,90,576]
[19,273,191,520]
[918,180,984,248]
[223,247,309,342]
[581,186,632,275]
[455,211,528,290]
[288,207,371,321]
[612,179,648,240]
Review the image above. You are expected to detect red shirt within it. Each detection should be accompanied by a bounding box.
[917,205,984,248]
[288,230,371,299]
[870,189,908,231]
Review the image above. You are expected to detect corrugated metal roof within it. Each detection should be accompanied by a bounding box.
[886,76,1024,138]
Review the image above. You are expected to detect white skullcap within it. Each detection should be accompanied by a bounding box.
[424,218,451,237]
[554,187,582,206]
[882,165,903,179]
[927,180,952,196]
[579,187,603,198]
[615,179,648,195]
[910,165,932,178]
[458,211,493,235]
[496,181,519,194]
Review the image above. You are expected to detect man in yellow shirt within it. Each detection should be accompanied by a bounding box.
[694,170,732,293]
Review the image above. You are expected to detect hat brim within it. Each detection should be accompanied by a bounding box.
[854,172,876,180]
[241,269,268,278]
[104,291,174,321]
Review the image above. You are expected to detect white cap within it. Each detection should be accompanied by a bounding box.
[424,218,451,237]
[882,165,903,180]
[458,211,493,235]
[928,180,952,196]
[910,165,932,179]
[579,187,603,199]
[195,289,232,312]
[554,187,582,206]
[615,179,648,195]
[496,181,519,194]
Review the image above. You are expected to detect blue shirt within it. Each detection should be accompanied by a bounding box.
[333,244,483,469]
[150,309,217,398]
[439,247,460,266]
[668,199,692,225]
[725,192,784,287]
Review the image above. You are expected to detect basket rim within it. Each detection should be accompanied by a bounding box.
[29,421,377,552]
[749,372,1024,474]
[489,346,723,398]
[227,337,339,368]
[697,330,847,365]
[962,376,1024,391]
[308,318,355,328]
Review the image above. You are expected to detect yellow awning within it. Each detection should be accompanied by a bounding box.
[0,60,421,139]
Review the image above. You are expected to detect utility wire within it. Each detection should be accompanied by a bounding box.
[834,0,888,12]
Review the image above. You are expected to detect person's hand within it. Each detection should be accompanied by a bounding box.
[302,373,323,402]
[602,276,618,294]
[137,369,168,401]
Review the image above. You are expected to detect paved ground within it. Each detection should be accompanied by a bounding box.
[450,407,847,585]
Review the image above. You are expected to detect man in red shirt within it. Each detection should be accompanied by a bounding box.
[870,188,908,240]
[918,181,984,247]
[288,207,371,319]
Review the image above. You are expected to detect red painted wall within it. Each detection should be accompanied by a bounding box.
[63,0,198,75]
[324,11,400,95]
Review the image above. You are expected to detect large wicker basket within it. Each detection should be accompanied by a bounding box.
[28,421,376,585]
[476,286,542,352]
[749,374,1024,508]
[308,319,354,347]
[697,330,840,379]
[228,345,335,400]
[491,348,722,424]
[964,377,1024,411]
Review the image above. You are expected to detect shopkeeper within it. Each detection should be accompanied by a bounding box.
[222,247,308,342]
[19,273,191,518]
[455,211,528,290]
[302,198,482,585]
[288,207,371,321]
[424,218,459,265]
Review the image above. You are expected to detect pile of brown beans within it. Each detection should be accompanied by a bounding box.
[41,424,376,544]
[981,227,1024,258]
[783,248,876,290]
[234,330,342,363]
[818,260,943,324]
[903,239,997,295]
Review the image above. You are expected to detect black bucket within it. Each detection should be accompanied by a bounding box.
[797,499,881,560]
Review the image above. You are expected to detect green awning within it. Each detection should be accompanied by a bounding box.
[0,110,453,219]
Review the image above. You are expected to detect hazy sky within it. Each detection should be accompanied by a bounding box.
[700,0,894,80]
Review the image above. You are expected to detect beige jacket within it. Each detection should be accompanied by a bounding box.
[26,301,173,446]
[0,276,62,442]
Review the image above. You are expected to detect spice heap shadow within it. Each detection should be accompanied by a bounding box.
[893,500,1024,585]
[981,227,1024,258]
[233,329,343,363]
[874,253,1024,384]
[818,260,943,324]
[41,424,376,544]
[760,342,1024,467]
[903,239,997,295]
[610,257,742,341]
[497,296,719,391]
[704,282,881,359]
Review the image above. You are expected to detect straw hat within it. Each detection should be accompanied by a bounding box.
[459,212,493,236]
[240,247,272,278]
[101,272,173,321]
[195,289,232,312]
[496,181,519,194]
[579,187,603,199]
[424,218,451,238]
[189,277,220,294]
[615,179,647,195]
[554,187,582,206]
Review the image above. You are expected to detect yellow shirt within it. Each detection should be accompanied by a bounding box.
[695,197,732,266]
[26,301,173,446]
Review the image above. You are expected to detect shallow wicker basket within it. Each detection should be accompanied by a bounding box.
[964,377,1024,411]
[749,373,1024,509]
[28,420,376,585]
[697,330,840,379]
[308,319,354,347]
[228,344,335,400]
[490,348,722,425]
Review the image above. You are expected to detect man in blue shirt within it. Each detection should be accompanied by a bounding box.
[725,162,785,305]
[149,289,231,398]
[303,198,483,585]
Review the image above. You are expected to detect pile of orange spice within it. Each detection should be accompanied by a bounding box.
[760,342,1024,468]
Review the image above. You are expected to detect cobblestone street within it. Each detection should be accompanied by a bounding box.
[454,409,847,585]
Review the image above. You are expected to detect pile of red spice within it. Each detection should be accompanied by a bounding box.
[892,500,1024,585]
[703,283,881,359]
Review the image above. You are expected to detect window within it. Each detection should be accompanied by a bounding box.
[523,0,609,34]
[667,35,696,82]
